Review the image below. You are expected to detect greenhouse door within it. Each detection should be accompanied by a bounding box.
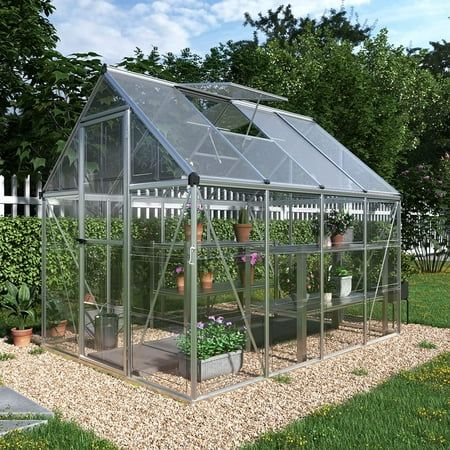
[78,113,128,371]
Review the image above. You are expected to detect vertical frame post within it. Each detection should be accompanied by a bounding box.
[189,183,198,399]
[41,197,47,339]
[319,194,325,358]
[264,189,270,377]
[396,200,402,333]
[123,110,132,376]
[363,197,368,344]
[78,126,86,356]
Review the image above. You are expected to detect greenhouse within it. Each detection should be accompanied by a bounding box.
[42,67,401,401]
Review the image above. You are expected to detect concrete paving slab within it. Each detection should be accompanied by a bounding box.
[0,387,53,417]
[0,419,48,436]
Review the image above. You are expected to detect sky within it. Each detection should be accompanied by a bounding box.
[50,0,450,64]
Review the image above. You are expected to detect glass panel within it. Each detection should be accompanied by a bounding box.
[223,132,318,186]
[235,103,363,191]
[185,94,266,137]
[108,70,264,182]
[84,78,126,117]
[131,112,184,184]
[281,117,397,194]
[180,82,286,102]
[368,201,399,244]
[268,192,321,372]
[367,248,399,340]
[83,244,124,370]
[45,130,78,192]
[44,199,79,355]
[84,116,123,195]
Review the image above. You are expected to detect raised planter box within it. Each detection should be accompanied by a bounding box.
[178,350,244,381]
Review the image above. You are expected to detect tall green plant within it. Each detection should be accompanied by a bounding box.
[2,282,36,330]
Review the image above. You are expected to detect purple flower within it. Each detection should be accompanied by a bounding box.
[174,266,184,275]
[239,252,262,266]
[207,315,215,321]
[197,322,205,329]
[216,316,224,324]
[226,321,232,326]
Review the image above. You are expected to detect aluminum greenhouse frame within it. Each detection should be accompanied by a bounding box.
[42,67,401,401]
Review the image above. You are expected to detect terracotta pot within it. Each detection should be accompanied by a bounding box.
[11,328,33,347]
[239,265,255,286]
[184,223,203,242]
[48,320,68,337]
[234,223,252,242]
[176,274,185,293]
[200,272,213,290]
[331,233,345,247]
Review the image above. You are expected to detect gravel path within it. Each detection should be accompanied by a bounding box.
[1,324,449,450]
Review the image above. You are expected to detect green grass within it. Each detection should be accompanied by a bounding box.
[243,352,450,450]
[0,414,119,450]
[406,269,450,328]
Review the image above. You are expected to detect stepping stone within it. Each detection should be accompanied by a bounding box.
[0,419,48,436]
[0,387,53,417]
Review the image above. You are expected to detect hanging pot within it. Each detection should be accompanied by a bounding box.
[176,274,185,293]
[200,272,213,290]
[331,233,345,247]
[239,265,255,286]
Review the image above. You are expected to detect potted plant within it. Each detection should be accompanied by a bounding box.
[236,251,262,286]
[47,298,68,337]
[325,210,354,246]
[2,282,36,347]
[199,257,214,290]
[234,207,253,242]
[323,266,335,304]
[183,202,205,242]
[332,266,353,298]
[174,266,185,293]
[177,316,246,381]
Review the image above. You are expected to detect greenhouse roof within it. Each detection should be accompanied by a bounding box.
[46,67,399,196]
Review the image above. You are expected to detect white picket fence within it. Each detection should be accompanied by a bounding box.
[0,175,393,221]
[0,175,42,217]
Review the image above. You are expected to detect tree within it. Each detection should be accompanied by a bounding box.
[0,1,102,180]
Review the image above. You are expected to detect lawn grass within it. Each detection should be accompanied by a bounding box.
[0,414,119,450]
[406,269,450,328]
[243,352,450,450]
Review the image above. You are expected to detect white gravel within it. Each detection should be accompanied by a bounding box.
[1,323,449,450]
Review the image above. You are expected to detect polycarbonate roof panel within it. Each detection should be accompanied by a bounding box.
[280,115,398,194]
[179,82,287,102]
[107,69,265,182]
[235,103,361,192]
[222,132,318,186]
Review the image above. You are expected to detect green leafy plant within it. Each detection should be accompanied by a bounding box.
[0,352,16,361]
[325,210,354,236]
[333,266,352,277]
[238,207,250,224]
[183,202,206,224]
[352,367,369,376]
[418,340,437,349]
[401,252,419,281]
[177,316,245,360]
[29,347,45,356]
[46,298,67,327]
[272,374,293,384]
[2,282,36,330]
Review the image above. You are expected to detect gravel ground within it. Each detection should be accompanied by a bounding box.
[0,323,449,450]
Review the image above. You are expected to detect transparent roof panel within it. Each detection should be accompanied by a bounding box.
[45,128,78,192]
[279,115,398,194]
[178,82,287,102]
[222,132,318,186]
[107,69,264,182]
[186,93,266,137]
[130,112,184,184]
[84,78,126,118]
[235,103,362,192]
